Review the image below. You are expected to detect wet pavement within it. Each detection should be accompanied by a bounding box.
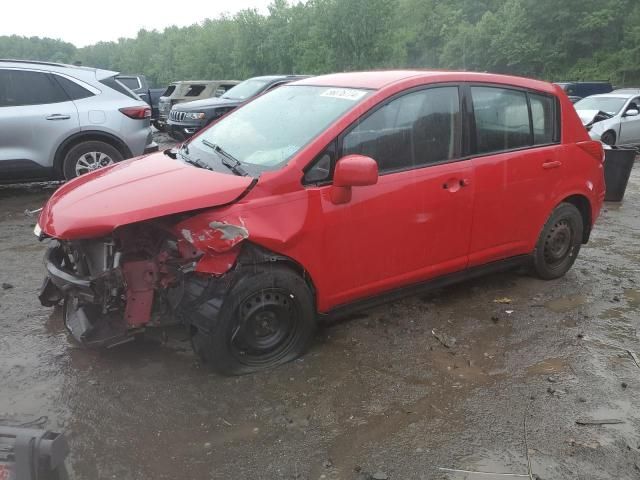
[1,154,639,479]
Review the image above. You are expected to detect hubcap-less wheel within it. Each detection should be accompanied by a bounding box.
[230,289,300,367]
[543,220,573,266]
[75,151,114,176]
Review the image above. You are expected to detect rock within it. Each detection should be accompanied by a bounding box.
[622,382,628,389]
[204,442,212,449]
[613,296,620,302]
[372,472,388,480]
[578,397,587,403]
[323,459,333,468]
[1,283,13,290]
[577,333,584,339]
[547,375,559,383]
[491,315,500,323]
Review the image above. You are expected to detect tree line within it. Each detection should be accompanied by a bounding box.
[1,0,638,88]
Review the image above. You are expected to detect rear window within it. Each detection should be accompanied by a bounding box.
[162,85,176,97]
[117,76,141,90]
[529,93,557,145]
[53,75,94,100]
[185,85,206,97]
[100,76,138,100]
[0,69,68,107]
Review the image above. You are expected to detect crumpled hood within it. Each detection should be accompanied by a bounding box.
[38,152,255,240]
[174,97,240,112]
[576,109,607,126]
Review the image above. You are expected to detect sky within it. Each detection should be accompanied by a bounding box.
[1,0,273,47]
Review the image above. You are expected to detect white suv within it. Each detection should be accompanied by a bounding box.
[0,60,157,182]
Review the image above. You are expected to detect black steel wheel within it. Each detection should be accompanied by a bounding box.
[189,265,316,375]
[532,203,584,279]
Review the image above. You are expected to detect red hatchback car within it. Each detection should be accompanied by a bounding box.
[36,71,605,374]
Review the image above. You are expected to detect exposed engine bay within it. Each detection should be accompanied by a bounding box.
[39,223,197,347]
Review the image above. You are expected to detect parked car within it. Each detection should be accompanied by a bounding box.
[167,75,310,140]
[574,91,640,145]
[156,80,240,131]
[116,74,164,125]
[0,60,157,182]
[555,81,613,102]
[36,71,605,375]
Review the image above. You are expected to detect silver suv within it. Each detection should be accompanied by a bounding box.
[0,60,157,182]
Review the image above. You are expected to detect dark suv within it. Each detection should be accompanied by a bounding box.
[167,75,309,140]
[555,81,613,102]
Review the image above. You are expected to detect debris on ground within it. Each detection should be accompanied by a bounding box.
[438,467,529,477]
[372,471,389,480]
[432,329,456,348]
[628,351,640,369]
[505,310,514,315]
[1,282,13,290]
[576,418,625,426]
[494,297,513,304]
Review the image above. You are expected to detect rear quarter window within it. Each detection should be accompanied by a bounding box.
[529,93,558,145]
[100,76,138,100]
[53,75,95,100]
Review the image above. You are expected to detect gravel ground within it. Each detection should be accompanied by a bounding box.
[0,148,639,479]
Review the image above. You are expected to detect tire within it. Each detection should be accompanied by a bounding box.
[190,265,317,375]
[601,130,616,146]
[62,140,123,180]
[531,203,584,280]
[153,120,166,132]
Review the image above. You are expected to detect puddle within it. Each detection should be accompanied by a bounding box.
[526,357,567,376]
[624,289,640,307]
[544,294,588,313]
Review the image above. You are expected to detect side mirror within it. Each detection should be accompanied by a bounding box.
[331,155,378,204]
[624,109,639,117]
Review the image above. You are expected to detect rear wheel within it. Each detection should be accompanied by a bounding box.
[190,266,317,375]
[531,203,584,279]
[62,140,123,180]
[152,120,166,132]
[601,130,616,146]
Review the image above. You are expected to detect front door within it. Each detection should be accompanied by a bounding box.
[304,85,475,310]
[619,96,640,145]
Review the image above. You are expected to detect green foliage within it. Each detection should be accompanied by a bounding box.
[1,0,639,87]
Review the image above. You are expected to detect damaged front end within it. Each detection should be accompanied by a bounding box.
[39,223,202,347]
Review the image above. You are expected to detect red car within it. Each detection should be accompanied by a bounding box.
[36,71,605,375]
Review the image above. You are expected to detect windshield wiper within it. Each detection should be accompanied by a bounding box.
[201,139,248,176]
[175,142,214,171]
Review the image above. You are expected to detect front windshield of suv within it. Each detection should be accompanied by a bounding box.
[191,85,371,172]
[221,79,271,100]
[575,96,627,115]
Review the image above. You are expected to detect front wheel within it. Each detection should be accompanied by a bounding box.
[601,130,616,146]
[531,203,584,280]
[190,266,317,375]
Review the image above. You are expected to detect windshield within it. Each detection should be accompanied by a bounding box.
[574,96,627,115]
[221,79,271,100]
[190,85,371,173]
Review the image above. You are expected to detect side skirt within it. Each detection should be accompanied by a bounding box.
[323,255,531,321]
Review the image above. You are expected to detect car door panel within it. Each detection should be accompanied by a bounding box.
[619,97,640,144]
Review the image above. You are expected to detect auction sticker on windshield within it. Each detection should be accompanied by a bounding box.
[320,88,368,101]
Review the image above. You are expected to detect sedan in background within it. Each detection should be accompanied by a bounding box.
[574,90,640,146]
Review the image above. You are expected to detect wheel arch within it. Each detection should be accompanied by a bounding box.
[559,194,592,243]
[236,242,319,312]
[53,131,132,177]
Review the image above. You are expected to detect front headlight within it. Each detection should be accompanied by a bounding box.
[184,112,206,120]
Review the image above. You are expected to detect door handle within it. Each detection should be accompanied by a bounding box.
[46,114,71,120]
[542,160,562,169]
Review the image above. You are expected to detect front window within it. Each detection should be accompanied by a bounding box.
[574,96,627,116]
[221,79,271,100]
[190,85,371,173]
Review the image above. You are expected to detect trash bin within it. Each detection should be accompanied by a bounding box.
[604,146,636,202]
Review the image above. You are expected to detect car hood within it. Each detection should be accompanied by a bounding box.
[175,97,241,111]
[38,152,255,240]
[576,109,614,126]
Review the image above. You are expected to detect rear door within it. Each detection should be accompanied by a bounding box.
[618,96,640,145]
[304,85,475,307]
[0,69,79,180]
[467,85,562,266]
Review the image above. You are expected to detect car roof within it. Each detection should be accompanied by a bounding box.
[295,70,556,92]
[0,59,118,80]
[248,75,311,82]
[583,93,636,99]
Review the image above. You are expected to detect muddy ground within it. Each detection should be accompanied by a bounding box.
[1,148,639,479]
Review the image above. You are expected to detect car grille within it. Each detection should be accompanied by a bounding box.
[170,110,186,122]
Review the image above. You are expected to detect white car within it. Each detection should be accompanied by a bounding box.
[574,90,640,146]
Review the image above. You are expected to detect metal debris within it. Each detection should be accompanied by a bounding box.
[576,418,625,426]
[432,329,456,348]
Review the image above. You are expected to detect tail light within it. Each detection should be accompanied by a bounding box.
[577,140,604,163]
[119,106,151,119]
